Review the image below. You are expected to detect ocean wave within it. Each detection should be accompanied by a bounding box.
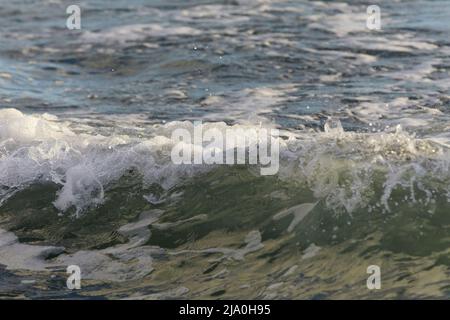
[1,108,449,217]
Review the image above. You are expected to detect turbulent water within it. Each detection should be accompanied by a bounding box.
[1,0,450,299]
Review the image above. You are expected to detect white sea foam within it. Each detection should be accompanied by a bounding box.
[386,59,441,82]
[349,97,446,130]
[1,108,449,216]
[82,24,202,45]
[0,208,166,280]
[200,85,297,121]
[0,109,282,215]
[0,228,64,271]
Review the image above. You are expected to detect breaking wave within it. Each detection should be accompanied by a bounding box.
[1,108,449,217]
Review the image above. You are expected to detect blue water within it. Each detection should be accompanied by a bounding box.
[0,0,448,125]
[1,0,450,299]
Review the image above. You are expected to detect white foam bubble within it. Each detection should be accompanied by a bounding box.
[1,109,449,216]
[82,24,202,45]
[0,109,282,214]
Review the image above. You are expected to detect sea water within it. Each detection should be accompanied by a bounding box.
[0,0,450,299]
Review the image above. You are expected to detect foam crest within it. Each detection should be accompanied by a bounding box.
[1,109,449,216]
[0,109,282,215]
[278,119,449,213]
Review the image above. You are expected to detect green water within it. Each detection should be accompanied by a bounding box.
[1,167,449,299]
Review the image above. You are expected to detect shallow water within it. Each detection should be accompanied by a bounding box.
[0,0,450,299]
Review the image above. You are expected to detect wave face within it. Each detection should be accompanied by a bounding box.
[1,108,450,216]
[1,0,450,299]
